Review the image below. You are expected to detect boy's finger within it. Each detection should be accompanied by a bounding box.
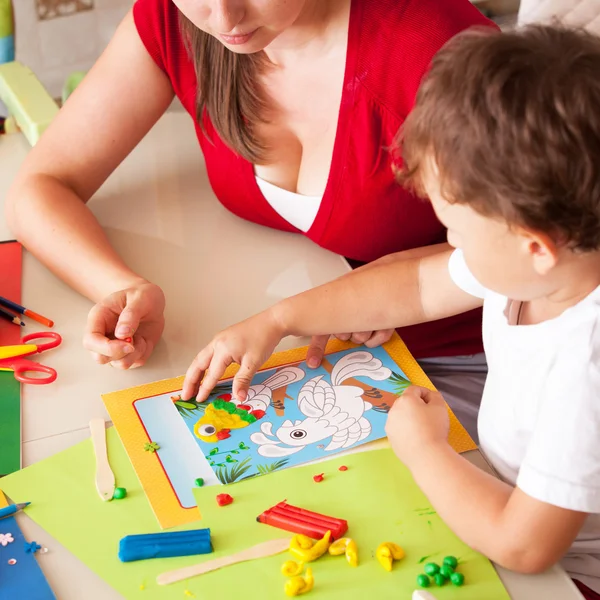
[350,331,373,344]
[197,355,231,403]
[182,349,212,401]
[365,328,395,348]
[306,335,329,368]
[232,356,259,401]
[421,388,446,406]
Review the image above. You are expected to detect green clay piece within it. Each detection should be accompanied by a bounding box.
[424,563,440,576]
[212,399,256,423]
[440,564,454,578]
[194,478,204,487]
[416,574,430,588]
[433,573,447,587]
[451,572,465,587]
[113,487,127,500]
[144,442,160,453]
[443,555,458,569]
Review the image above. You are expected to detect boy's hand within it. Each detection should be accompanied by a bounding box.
[182,309,285,403]
[385,386,450,468]
[83,281,165,369]
[306,329,395,368]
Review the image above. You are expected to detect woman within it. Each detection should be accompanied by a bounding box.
[5,0,491,436]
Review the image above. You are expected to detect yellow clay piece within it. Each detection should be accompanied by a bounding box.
[328,538,358,567]
[376,542,405,572]
[289,530,332,563]
[281,560,304,577]
[284,567,314,597]
[346,539,358,567]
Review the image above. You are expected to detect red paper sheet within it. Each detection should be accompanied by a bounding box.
[0,240,22,344]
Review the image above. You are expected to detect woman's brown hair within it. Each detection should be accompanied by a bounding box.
[178,12,270,163]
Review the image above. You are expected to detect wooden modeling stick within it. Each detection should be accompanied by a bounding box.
[89,418,115,501]
[157,538,290,585]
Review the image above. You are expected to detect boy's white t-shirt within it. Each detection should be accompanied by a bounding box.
[448,250,600,591]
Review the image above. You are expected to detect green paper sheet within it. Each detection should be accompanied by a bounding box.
[0,370,20,475]
[0,428,510,599]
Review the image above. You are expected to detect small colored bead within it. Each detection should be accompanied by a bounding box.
[113,487,127,500]
[416,574,430,588]
[195,478,205,487]
[443,555,458,569]
[439,564,454,578]
[7,559,16,565]
[216,493,234,506]
[338,465,348,471]
[424,562,440,576]
[313,473,325,483]
[433,573,446,587]
[450,572,465,587]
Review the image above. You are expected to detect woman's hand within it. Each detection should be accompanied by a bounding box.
[83,281,165,369]
[306,329,395,368]
[385,386,450,469]
[182,309,286,403]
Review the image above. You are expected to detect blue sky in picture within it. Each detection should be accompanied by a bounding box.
[136,347,410,508]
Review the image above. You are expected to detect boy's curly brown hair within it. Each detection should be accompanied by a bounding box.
[395,25,600,252]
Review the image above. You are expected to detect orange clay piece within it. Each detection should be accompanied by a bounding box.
[312,473,324,483]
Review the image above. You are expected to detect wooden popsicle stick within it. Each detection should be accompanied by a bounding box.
[89,418,115,502]
[157,538,290,585]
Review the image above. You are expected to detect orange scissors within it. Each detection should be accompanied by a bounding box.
[0,332,62,384]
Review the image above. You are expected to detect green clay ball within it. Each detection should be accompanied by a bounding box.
[433,573,447,587]
[440,564,455,578]
[195,478,205,487]
[113,487,127,500]
[451,572,465,587]
[416,574,430,588]
[424,562,440,576]
[443,555,458,569]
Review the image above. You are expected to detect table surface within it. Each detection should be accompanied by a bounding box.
[0,109,582,599]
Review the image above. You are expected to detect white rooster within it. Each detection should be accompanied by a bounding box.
[249,351,392,457]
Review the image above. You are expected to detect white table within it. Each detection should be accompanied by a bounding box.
[0,109,583,599]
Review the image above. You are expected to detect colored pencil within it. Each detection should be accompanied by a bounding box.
[0,296,53,328]
[0,502,30,521]
[0,307,24,326]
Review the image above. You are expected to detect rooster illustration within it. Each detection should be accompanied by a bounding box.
[194,367,305,443]
[249,351,392,457]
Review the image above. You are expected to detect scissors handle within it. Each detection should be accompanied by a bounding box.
[20,332,62,353]
[11,359,57,385]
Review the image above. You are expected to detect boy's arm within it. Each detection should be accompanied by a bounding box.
[387,387,588,573]
[276,249,482,337]
[182,249,482,401]
[413,444,586,572]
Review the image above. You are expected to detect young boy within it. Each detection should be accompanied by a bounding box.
[182,25,600,595]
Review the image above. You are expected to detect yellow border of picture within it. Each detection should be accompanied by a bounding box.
[102,334,476,529]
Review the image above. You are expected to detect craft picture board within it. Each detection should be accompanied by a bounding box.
[0,240,22,476]
[0,432,509,600]
[0,491,56,600]
[103,336,477,529]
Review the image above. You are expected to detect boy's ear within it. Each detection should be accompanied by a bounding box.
[521,229,559,275]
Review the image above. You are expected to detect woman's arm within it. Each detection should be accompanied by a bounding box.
[6,10,173,300]
[5,10,174,368]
